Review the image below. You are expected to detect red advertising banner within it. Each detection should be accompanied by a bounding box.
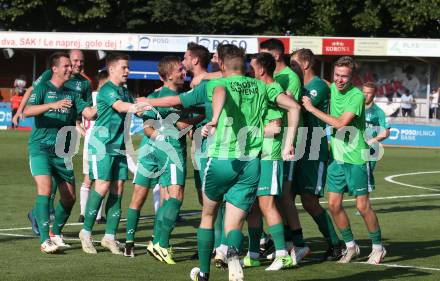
[322,38,355,55]
[258,37,290,54]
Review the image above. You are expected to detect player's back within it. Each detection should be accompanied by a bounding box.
[207,75,267,158]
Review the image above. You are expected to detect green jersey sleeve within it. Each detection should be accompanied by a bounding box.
[180,82,206,108]
[345,92,364,117]
[287,73,301,101]
[307,81,330,107]
[266,82,283,104]
[73,94,88,114]
[206,79,225,101]
[102,88,121,107]
[27,86,45,105]
[378,109,390,129]
[32,69,52,88]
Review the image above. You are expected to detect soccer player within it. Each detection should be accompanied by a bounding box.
[302,56,386,264]
[190,44,267,281]
[138,44,231,265]
[78,70,109,223]
[23,52,96,253]
[363,82,391,170]
[78,53,147,255]
[290,49,343,261]
[241,52,301,270]
[123,56,191,261]
[259,38,309,262]
[23,49,93,235]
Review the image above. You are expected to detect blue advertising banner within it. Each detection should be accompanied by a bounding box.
[383,123,440,148]
[0,102,12,128]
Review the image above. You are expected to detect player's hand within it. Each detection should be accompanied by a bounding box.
[76,124,86,137]
[133,102,152,113]
[51,99,72,110]
[282,145,295,161]
[302,96,314,112]
[367,138,377,146]
[12,113,22,126]
[201,121,217,137]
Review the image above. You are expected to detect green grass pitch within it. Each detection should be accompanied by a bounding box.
[0,130,439,280]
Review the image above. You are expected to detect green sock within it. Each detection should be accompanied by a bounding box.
[214,203,225,248]
[153,200,167,244]
[51,201,72,235]
[159,197,182,248]
[198,228,214,274]
[83,190,104,232]
[35,195,50,243]
[126,208,140,243]
[340,227,354,243]
[292,228,305,247]
[248,227,263,254]
[49,177,58,214]
[227,229,244,253]
[268,223,286,251]
[284,224,293,241]
[368,228,382,245]
[312,211,340,246]
[105,193,122,235]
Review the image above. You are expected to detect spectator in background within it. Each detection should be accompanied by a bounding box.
[10,75,27,129]
[400,89,415,117]
[429,88,439,119]
[401,65,420,97]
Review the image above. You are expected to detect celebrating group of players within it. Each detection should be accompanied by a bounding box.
[16,38,391,281]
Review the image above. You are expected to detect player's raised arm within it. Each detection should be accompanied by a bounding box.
[23,88,72,117]
[275,93,301,159]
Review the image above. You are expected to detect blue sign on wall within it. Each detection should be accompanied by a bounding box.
[383,123,440,148]
[0,102,12,127]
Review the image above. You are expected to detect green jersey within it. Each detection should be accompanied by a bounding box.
[27,80,88,155]
[329,84,367,164]
[274,66,301,101]
[179,80,212,128]
[206,75,267,159]
[303,76,330,161]
[89,81,134,155]
[365,103,390,139]
[33,70,92,105]
[261,82,284,160]
[141,86,186,149]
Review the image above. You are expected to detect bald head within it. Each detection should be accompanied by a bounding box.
[69,49,84,74]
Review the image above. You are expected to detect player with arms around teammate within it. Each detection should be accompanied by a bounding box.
[302,56,386,264]
[241,52,301,270]
[24,52,96,253]
[123,56,191,261]
[290,49,343,261]
[190,44,267,281]
[79,53,147,255]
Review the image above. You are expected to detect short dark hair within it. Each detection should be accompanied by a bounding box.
[259,38,285,55]
[97,70,109,82]
[334,56,356,71]
[252,52,276,77]
[158,56,181,80]
[187,42,210,69]
[292,48,315,68]
[218,44,245,72]
[106,52,130,68]
[49,52,70,68]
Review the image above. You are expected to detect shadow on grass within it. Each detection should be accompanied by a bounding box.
[375,205,440,213]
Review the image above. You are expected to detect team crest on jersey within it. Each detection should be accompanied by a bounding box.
[310,90,318,97]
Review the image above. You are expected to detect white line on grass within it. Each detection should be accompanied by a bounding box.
[355,261,440,272]
[385,171,440,192]
[2,194,440,232]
